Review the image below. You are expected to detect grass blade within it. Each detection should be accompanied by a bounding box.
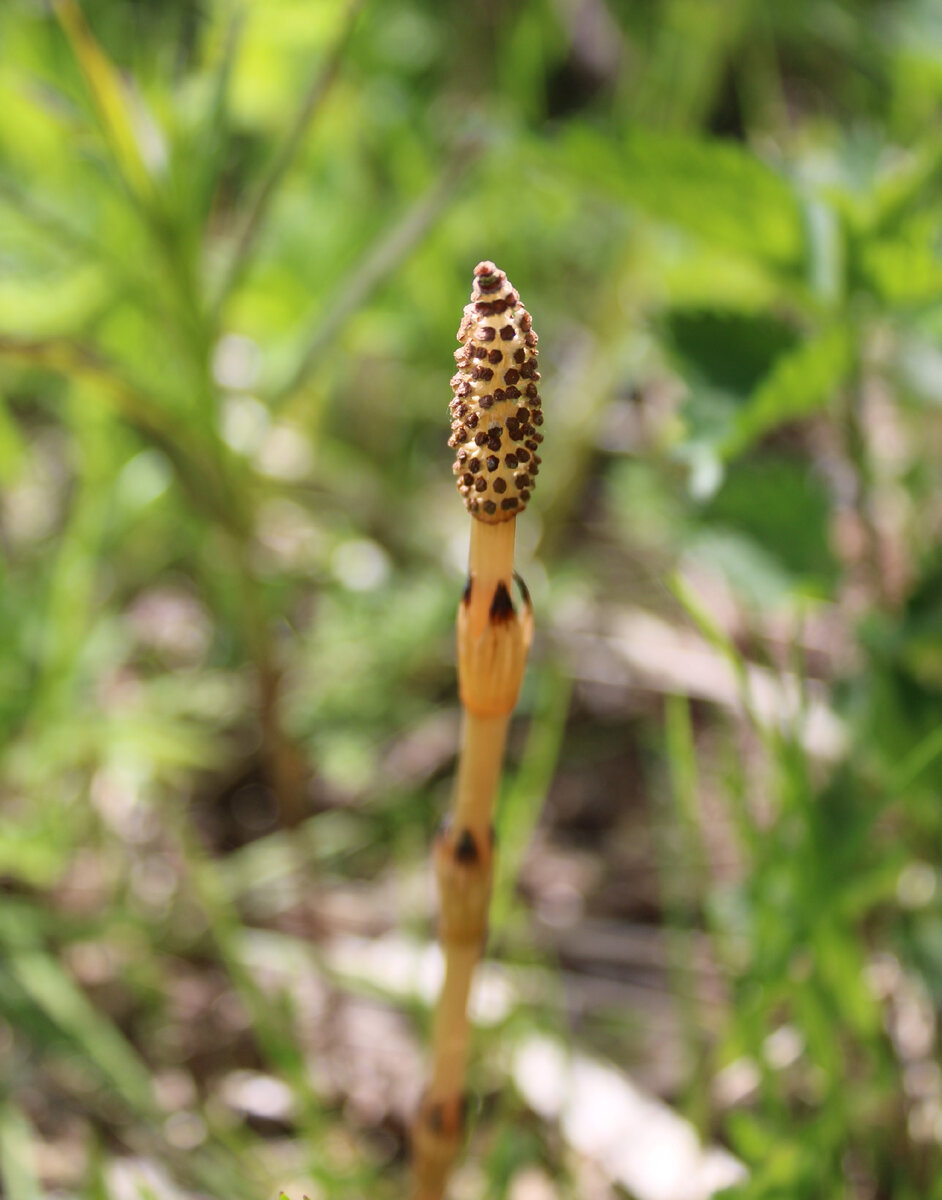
[0,1101,42,1200]
[215,0,367,306]
[53,0,154,200]
[10,951,156,1117]
[492,663,572,930]
[273,138,482,405]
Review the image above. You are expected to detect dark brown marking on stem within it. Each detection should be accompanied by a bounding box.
[489,580,515,623]
[454,829,479,864]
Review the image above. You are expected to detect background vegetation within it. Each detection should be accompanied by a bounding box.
[3,0,942,1197]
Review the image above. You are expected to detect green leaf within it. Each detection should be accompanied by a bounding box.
[701,456,837,587]
[559,126,805,268]
[722,325,853,456]
[0,266,109,340]
[664,308,800,394]
[859,233,942,308]
[861,139,942,237]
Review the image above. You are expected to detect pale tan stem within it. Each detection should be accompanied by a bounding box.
[412,516,531,1200]
[452,713,511,842]
[467,517,515,638]
[430,944,478,1096]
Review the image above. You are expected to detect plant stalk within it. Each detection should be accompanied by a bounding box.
[412,517,530,1199]
[412,261,541,1198]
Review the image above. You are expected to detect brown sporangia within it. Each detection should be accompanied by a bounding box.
[450,262,541,522]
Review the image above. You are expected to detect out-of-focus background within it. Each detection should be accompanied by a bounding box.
[4,1,942,1197]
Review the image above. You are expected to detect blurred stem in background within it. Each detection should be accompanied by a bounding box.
[660,692,712,1134]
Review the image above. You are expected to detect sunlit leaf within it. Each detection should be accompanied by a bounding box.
[0,266,109,338]
[559,126,805,268]
[859,231,942,307]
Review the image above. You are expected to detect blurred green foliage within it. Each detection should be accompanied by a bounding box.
[4,0,942,1198]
